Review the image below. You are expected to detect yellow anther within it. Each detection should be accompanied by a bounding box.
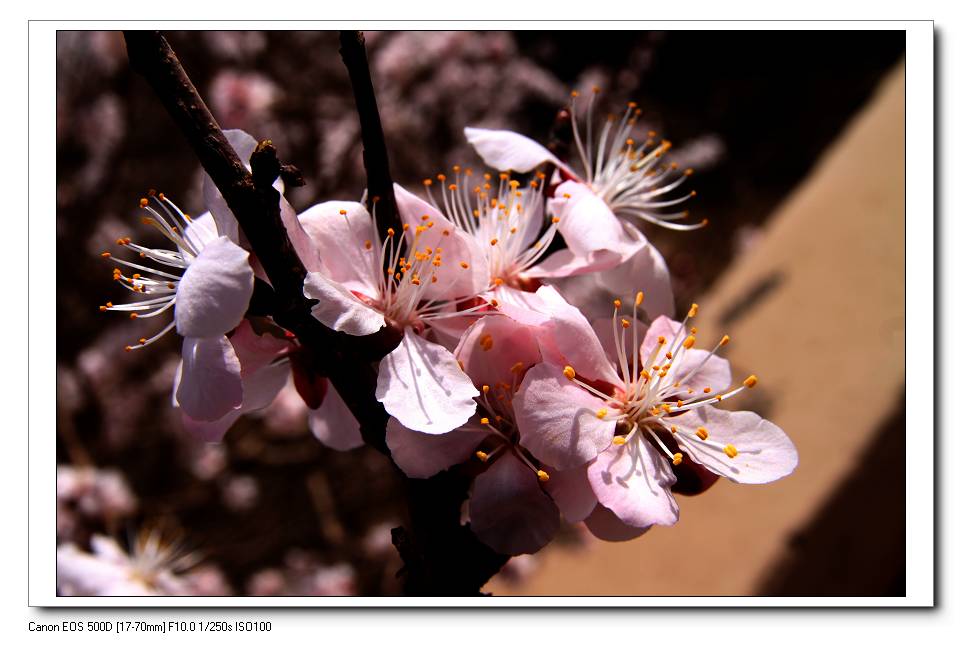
[509,179,520,188]
[688,303,699,318]
[724,444,738,459]
[476,451,489,462]
[129,313,138,320]
[132,273,141,280]
[596,408,608,419]
[562,366,576,381]
[448,184,457,191]
[743,375,759,388]
[423,178,433,186]
[411,278,421,286]
[480,417,490,425]
[100,252,111,258]
[675,400,684,409]
[489,299,499,307]
[493,277,504,286]
[626,138,635,147]
[479,334,494,351]
[339,209,347,215]
[696,427,709,440]
[657,335,666,345]
[459,261,469,269]
[613,299,622,309]
[139,197,149,208]
[672,453,683,466]
[635,291,644,306]
[537,470,550,482]
[670,425,678,434]
[482,384,490,394]
[98,305,107,312]
[641,370,651,381]
[490,238,498,246]
[721,335,731,346]
[683,335,696,349]
[612,436,627,446]
[386,228,395,237]
[665,351,673,359]
[690,190,697,197]
[437,173,446,182]
[510,362,525,374]
[562,193,571,199]
[124,345,133,352]
[570,90,580,97]
[551,216,560,223]
[703,387,712,393]
[510,227,517,234]
[684,168,695,177]
[621,319,630,329]
[364,240,372,250]
[138,338,147,345]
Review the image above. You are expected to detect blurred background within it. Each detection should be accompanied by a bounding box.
[56,30,906,596]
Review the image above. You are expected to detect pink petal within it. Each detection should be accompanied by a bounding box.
[57,543,133,595]
[642,316,731,395]
[469,452,560,555]
[309,381,364,451]
[298,201,380,295]
[229,320,291,376]
[524,247,625,279]
[535,285,622,385]
[543,465,597,523]
[303,271,386,336]
[583,503,649,542]
[514,362,615,469]
[670,407,799,484]
[463,126,568,174]
[394,183,489,300]
[376,327,479,434]
[385,418,484,478]
[181,409,243,443]
[454,315,541,391]
[175,236,254,338]
[547,180,645,263]
[280,196,325,273]
[177,335,243,421]
[587,438,680,529]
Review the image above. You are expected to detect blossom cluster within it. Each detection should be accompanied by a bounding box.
[95,95,797,562]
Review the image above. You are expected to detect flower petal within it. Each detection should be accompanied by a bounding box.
[182,211,219,254]
[376,327,479,434]
[543,465,597,523]
[671,407,798,484]
[280,195,325,273]
[202,129,259,244]
[229,320,292,376]
[175,236,254,338]
[298,201,380,295]
[469,452,560,555]
[394,183,489,300]
[514,362,615,469]
[547,180,645,262]
[454,314,541,390]
[587,437,680,529]
[176,335,243,421]
[181,409,243,443]
[303,271,386,336]
[583,503,650,542]
[464,126,567,174]
[309,381,364,451]
[385,418,484,478]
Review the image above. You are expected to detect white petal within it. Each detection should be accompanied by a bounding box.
[671,407,799,484]
[175,236,254,338]
[464,127,566,173]
[587,438,679,529]
[176,336,243,421]
[303,271,385,336]
[298,200,380,295]
[202,129,259,244]
[375,327,479,434]
[385,418,483,478]
[309,383,364,451]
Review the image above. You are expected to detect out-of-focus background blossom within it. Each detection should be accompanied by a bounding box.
[56,31,906,596]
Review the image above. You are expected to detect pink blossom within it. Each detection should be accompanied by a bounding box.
[510,291,798,538]
[299,199,488,434]
[386,315,561,555]
[57,532,198,596]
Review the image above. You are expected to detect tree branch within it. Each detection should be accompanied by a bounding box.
[338,31,401,240]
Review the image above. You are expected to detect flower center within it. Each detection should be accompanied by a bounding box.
[422,166,561,285]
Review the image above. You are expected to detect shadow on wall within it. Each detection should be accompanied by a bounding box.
[758,391,906,596]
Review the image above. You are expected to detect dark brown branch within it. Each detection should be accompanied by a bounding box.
[338,31,401,240]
